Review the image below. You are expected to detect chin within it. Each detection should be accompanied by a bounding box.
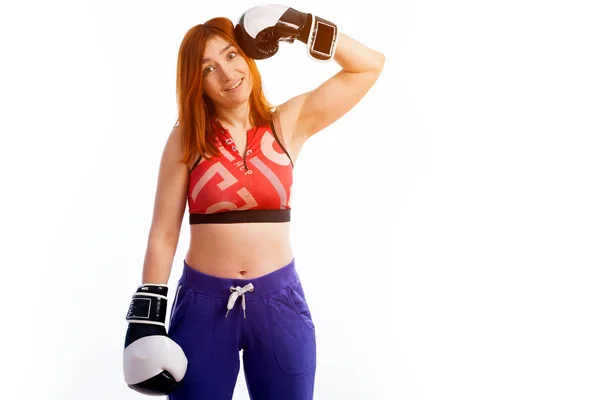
[218,96,251,109]
[230,89,253,103]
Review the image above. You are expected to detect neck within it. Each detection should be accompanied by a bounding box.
[214,102,252,130]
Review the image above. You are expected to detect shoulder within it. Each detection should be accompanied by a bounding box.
[267,98,312,165]
[271,93,312,145]
[272,93,308,137]
[168,123,203,172]
[164,124,185,160]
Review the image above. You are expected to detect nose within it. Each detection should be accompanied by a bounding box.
[219,63,236,82]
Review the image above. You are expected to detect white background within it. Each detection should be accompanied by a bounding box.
[1,0,599,399]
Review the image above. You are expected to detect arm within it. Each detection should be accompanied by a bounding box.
[122,127,189,396]
[279,32,385,140]
[141,126,189,284]
[235,5,385,142]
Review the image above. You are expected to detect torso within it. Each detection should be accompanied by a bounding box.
[185,112,306,279]
[185,222,294,279]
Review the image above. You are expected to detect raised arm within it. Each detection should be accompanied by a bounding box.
[285,32,385,139]
[235,4,385,140]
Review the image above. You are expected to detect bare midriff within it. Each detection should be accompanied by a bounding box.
[185,222,294,279]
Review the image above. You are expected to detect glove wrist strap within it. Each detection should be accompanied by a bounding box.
[125,284,169,326]
[304,14,339,62]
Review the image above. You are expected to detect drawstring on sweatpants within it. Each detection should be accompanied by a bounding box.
[225,283,254,318]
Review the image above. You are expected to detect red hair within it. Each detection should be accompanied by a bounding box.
[174,17,274,166]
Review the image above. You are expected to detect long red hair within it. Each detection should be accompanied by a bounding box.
[174,17,274,166]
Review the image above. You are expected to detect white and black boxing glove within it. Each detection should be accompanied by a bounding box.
[123,284,188,396]
[235,4,339,61]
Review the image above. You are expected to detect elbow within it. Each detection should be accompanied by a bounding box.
[366,52,385,80]
[364,51,385,76]
[375,51,386,72]
[148,227,181,251]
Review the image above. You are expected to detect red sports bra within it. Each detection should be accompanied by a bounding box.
[187,118,294,224]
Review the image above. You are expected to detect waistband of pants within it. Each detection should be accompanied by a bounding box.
[179,257,299,299]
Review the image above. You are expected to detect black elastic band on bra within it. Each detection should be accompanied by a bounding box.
[189,209,291,224]
[270,121,294,168]
[190,155,202,172]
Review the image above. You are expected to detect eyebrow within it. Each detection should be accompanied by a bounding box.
[202,44,234,64]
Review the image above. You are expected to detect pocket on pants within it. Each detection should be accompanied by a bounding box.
[289,280,316,331]
[168,283,192,338]
[268,281,317,376]
[167,286,217,379]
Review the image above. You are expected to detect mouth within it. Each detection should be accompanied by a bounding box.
[224,78,244,92]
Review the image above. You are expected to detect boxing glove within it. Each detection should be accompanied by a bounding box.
[123,284,188,396]
[235,4,339,61]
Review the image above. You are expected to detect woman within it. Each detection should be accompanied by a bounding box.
[123,4,385,400]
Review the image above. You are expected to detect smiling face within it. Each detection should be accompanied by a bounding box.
[201,35,253,109]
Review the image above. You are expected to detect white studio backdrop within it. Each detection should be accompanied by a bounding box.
[1,0,599,399]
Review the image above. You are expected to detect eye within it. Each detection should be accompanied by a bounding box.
[228,51,237,59]
[203,66,214,75]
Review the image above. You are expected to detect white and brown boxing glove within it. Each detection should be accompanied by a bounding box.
[235,4,339,61]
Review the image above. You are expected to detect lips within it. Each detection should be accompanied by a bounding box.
[225,78,243,91]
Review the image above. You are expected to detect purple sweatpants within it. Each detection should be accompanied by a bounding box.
[167,258,317,399]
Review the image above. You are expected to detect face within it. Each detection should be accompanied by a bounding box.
[201,36,252,108]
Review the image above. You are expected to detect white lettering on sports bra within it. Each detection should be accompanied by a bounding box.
[260,130,291,166]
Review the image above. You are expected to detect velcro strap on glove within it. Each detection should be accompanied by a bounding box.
[303,14,339,62]
[126,284,169,327]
